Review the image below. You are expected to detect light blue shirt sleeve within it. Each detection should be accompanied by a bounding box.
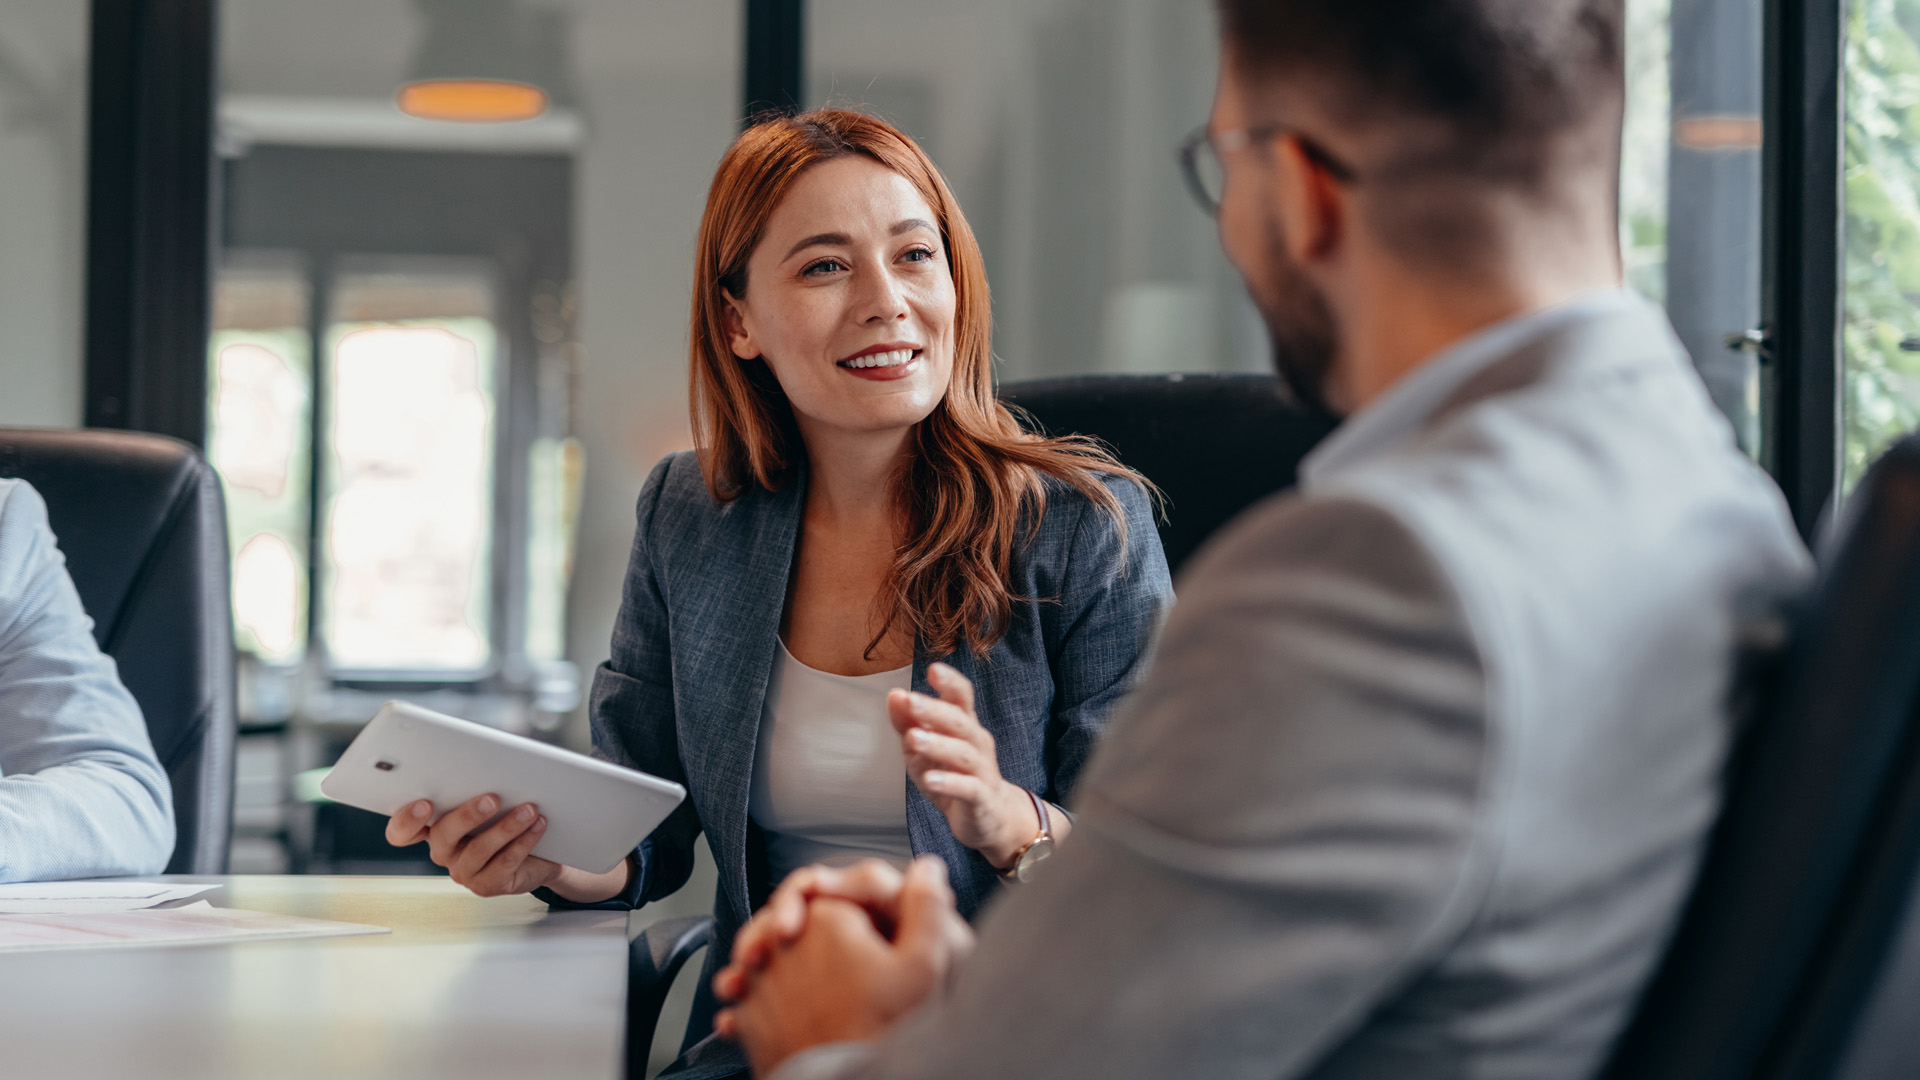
[0,479,174,880]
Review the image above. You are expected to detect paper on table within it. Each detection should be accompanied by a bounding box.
[0,881,220,914]
[0,900,390,953]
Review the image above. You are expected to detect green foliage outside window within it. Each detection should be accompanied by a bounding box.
[1621,0,1672,305]
[1845,0,1920,487]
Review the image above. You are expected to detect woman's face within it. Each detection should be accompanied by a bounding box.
[723,156,958,442]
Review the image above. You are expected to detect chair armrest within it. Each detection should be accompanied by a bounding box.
[627,914,716,1078]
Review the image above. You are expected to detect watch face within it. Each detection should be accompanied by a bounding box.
[1014,837,1056,881]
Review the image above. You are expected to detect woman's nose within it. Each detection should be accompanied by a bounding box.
[853,266,911,324]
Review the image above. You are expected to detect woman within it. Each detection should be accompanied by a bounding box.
[385,108,1171,1076]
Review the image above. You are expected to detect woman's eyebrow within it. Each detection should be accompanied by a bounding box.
[783,232,850,261]
[782,219,937,262]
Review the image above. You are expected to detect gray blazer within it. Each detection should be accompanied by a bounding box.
[774,292,1812,1080]
[587,450,1168,1060]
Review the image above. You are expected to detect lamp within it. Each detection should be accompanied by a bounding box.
[399,0,575,124]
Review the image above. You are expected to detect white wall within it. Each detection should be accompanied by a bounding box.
[0,2,88,428]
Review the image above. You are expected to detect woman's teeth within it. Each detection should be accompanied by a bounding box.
[842,349,916,370]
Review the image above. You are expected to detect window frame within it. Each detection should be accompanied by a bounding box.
[1762,0,1846,538]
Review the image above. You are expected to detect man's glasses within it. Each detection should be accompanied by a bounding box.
[1177,124,1360,216]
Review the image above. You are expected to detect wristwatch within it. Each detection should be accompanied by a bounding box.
[999,788,1056,883]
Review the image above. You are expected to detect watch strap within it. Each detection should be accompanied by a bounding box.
[999,789,1053,882]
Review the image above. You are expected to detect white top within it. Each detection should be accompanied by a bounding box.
[749,640,915,882]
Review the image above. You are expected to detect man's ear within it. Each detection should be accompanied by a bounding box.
[1272,136,1345,264]
[720,288,759,361]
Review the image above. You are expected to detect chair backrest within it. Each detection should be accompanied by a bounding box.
[0,428,236,874]
[998,374,1337,573]
[1602,433,1920,1080]
[1824,853,1920,1080]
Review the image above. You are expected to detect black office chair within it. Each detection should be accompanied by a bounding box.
[620,373,1336,1075]
[0,428,236,874]
[1602,432,1920,1080]
[1000,373,1339,573]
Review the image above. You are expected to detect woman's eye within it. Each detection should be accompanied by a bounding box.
[803,259,847,277]
[901,248,936,264]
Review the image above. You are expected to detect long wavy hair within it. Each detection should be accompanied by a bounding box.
[689,108,1148,658]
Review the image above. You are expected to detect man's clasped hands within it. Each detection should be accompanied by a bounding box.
[712,856,975,1077]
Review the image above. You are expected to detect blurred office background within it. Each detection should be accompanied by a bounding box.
[0,0,1901,883]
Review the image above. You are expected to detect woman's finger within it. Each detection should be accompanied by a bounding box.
[890,691,983,741]
[927,662,977,714]
[917,769,995,808]
[385,799,433,846]
[903,728,989,778]
[426,793,501,867]
[466,815,548,896]
[451,803,539,883]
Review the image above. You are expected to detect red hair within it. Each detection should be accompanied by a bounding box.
[689,108,1146,658]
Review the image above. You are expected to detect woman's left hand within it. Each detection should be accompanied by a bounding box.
[888,662,1053,870]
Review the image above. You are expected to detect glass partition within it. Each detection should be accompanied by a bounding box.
[809,0,1769,458]
[0,2,88,427]
[1620,0,1767,455]
[809,0,1267,380]
[208,0,740,936]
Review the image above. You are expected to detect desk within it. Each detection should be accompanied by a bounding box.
[0,875,631,1079]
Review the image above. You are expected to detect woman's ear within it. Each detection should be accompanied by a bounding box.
[720,288,759,361]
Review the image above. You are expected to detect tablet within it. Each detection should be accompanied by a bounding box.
[319,700,686,875]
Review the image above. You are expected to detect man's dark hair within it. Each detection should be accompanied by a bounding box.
[1216,0,1625,186]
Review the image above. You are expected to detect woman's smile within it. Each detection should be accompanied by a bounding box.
[838,343,924,380]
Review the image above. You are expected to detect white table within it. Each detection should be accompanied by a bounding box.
[0,875,631,1079]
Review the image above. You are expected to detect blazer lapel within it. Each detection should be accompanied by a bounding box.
[674,469,805,925]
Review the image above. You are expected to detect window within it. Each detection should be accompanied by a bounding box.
[322,269,498,675]
[208,260,312,664]
[1842,0,1920,488]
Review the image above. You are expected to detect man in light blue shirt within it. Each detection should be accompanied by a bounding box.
[0,478,173,880]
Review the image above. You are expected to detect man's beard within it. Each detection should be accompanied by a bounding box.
[1249,222,1342,422]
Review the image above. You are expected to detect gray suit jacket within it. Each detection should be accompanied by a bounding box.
[776,292,1812,1080]
[586,450,1169,1078]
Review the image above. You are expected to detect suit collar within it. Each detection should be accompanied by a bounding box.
[1301,289,1664,488]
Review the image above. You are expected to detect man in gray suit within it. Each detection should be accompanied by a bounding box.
[711,1,1812,1077]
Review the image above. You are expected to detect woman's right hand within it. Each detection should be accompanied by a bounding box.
[385,794,562,897]
[386,794,639,903]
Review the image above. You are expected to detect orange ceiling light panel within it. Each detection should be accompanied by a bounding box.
[397,80,549,123]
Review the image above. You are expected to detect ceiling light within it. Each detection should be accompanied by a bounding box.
[398,0,574,124]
